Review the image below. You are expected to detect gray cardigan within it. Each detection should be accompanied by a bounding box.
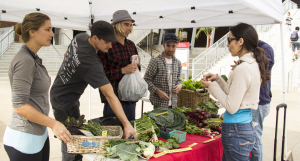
[8,45,51,135]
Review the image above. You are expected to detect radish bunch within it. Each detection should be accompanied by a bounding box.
[184,109,219,128]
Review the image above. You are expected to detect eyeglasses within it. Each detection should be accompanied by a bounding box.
[227,37,240,44]
[164,36,178,41]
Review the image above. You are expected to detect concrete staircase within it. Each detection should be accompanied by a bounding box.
[0,42,67,77]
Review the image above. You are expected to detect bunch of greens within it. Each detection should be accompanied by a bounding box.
[152,136,180,150]
[181,78,207,92]
[221,75,228,82]
[130,115,159,142]
[173,106,193,113]
[198,100,219,114]
[85,121,116,136]
[147,107,186,131]
[185,120,205,135]
[63,115,86,135]
[63,115,86,128]
[104,141,155,160]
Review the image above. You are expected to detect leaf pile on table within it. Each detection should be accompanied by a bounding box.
[130,115,160,142]
[198,100,220,114]
[62,115,117,136]
[178,106,223,138]
[181,78,207,92]
[146,107,186,131]
[102,139,156,161]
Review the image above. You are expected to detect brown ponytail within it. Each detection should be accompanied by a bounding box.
[15,12,50,43]
[230,23,270,86]
[253,47,270,86]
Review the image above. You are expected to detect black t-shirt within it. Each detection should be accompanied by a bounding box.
[50,33,109,110]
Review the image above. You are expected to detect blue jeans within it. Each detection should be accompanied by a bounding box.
[103,103,136,121]
[250,103,271,161]
[222,123,256,161]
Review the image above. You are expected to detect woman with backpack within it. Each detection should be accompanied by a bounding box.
[201,23,270,161]
[290,26,300,61]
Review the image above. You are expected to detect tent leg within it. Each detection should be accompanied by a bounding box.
[280,22,287,157]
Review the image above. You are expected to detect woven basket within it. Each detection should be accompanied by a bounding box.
[177,89,210,109]
[67,126,123,154]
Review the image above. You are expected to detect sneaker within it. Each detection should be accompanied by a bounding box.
[293,59,295,62]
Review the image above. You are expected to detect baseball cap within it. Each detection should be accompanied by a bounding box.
[163,33,178,44]
[90,21,117,42]
[111,10,135,25]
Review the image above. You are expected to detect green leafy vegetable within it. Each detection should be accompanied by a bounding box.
[221,75,228,82]
[85,121,116,136]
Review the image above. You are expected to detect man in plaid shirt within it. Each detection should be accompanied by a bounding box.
[144,33,182,108]
[97,10,140,121]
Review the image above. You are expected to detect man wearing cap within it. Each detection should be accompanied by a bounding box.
[50,20,137,161]
[97,10,140,121]
[144,33,183,109]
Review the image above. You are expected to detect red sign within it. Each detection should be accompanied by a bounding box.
[177,42,190,48]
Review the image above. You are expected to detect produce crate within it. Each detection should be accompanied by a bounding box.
[159,129,173,140]
[169,130,186,143]
[67,126,123,154]
[177,89,210,109]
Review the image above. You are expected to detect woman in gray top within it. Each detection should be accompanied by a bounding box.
[3,12,72,161]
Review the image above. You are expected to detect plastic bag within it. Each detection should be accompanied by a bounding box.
[118,55,148,101]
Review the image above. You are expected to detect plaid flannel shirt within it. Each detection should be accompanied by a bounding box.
[144,53,182,108]
[97,38,139,104]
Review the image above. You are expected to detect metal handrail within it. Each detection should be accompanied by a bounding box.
[0,26,15,57]
[51,45,63,57]
[190,0,297,80]
[191,33,228,79]
[136,45,152,68]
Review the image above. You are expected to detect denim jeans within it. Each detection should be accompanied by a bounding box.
[250,103,271,161]
[222,123,256,161]
[103,103,136,121]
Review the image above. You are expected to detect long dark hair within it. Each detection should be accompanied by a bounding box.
[230,23,270,86]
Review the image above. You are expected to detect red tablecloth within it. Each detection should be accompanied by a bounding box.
[149,134,223,161]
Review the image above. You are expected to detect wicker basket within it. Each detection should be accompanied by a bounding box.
[177,89,210,109]
[67,126,123,154]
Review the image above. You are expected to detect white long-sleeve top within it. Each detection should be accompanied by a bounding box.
[208,53,261,114]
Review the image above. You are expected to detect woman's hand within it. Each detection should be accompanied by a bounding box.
[51,121,72,143]
[201,79,211,88]
[203,73,217,81]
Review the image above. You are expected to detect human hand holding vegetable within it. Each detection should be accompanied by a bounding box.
[156,89,170,101]
[123,123,137,139]
[122,64,138,74]
[172,84,182,94]
[203,73,217,81]
[201,79,211,88]
[51,121,72,143]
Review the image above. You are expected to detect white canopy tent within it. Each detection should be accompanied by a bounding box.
[0,0,288,157]
[1,0,282,30]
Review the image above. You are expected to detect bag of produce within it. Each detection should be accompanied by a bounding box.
[118,55,148,101]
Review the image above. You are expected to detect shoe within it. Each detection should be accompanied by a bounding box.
[293,59,295,62]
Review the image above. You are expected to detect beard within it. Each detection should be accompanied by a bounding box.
[165,51,174,57]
